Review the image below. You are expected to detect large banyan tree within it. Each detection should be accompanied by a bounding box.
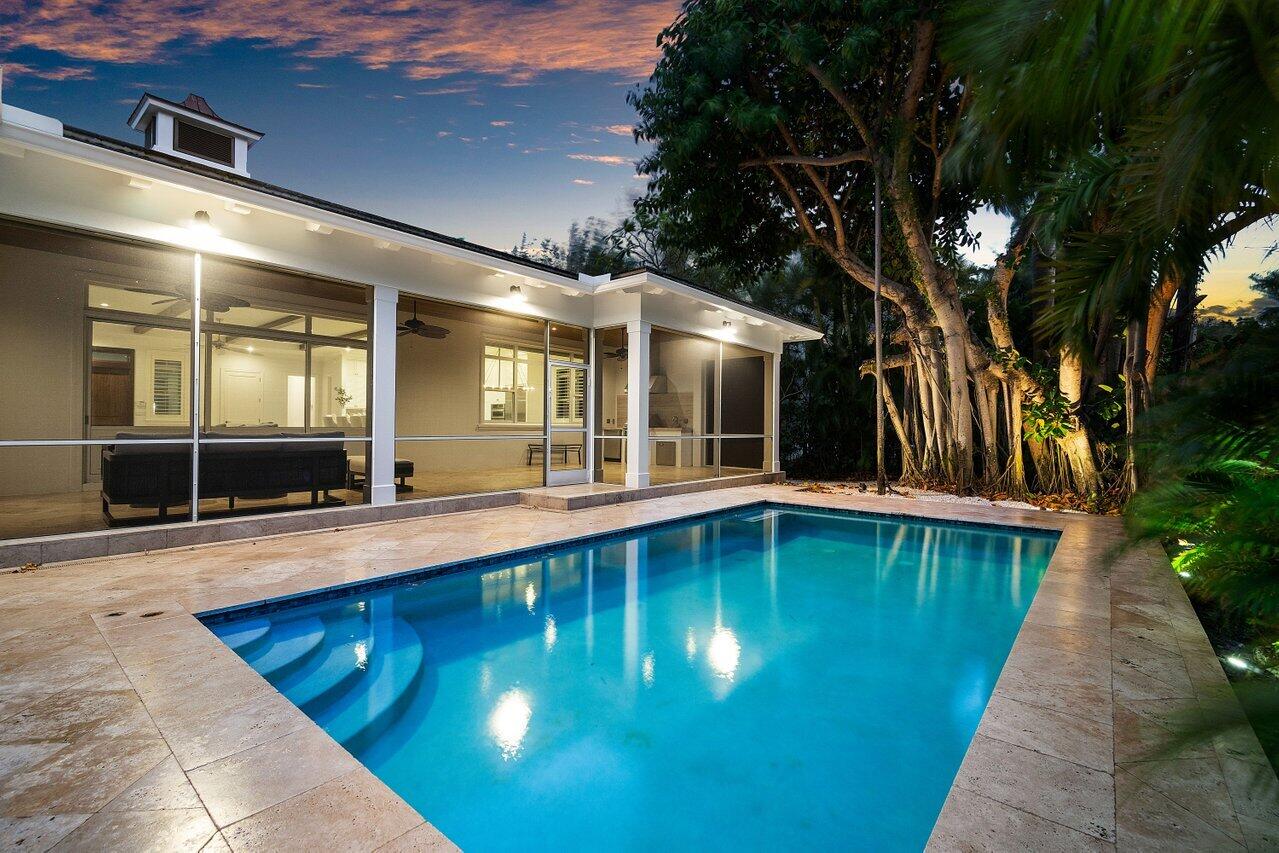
[630,0,1103,495]
[631,0,1277,499]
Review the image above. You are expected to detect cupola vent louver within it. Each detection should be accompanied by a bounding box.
[127,92,263,177]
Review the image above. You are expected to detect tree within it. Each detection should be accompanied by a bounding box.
[946,0,1279,491]
[630,0,1102,496]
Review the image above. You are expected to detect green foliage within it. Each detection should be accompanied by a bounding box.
[945,0,1279,356]
[511,216,629,275]
[1126,322,1279,633]
[628,0,979,280]
[749,252,881,477]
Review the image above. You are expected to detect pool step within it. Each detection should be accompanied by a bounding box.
[276,634,370,716]
[212,618,272,658]
[245,616,327,683]
[313,617,425,753]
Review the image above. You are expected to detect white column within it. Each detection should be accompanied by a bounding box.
[625,320,651,488]
[369,285,398,506]
[770,351,782,473]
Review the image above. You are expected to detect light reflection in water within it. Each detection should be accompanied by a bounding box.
[544,615,558,651]
[489,688,532,760]
[353,640,369,671]
[642,652,655,686]
[684,627,697,663]
[708,626,741,680]
[524,582,536,613]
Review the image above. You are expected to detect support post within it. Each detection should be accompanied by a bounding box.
[369,285,398,506]
[874,169,886,495]
[770,351,782,473]
[190,253,202,520]
[625,320,651,488]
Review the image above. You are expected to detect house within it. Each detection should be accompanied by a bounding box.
[0,81,820,565]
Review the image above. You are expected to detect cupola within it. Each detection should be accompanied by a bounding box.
[127,93,263,177]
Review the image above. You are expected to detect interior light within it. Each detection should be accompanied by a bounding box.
[509,284,526,302]
[99,302,109,307]
[246,345,255,353]
[344,346,352,352]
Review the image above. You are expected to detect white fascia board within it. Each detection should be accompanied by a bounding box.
[0,104,63,136]
[1,121,580,290]
[599,270,822,341]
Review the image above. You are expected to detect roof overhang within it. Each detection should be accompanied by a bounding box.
[0,116,584,292]
[597,269,822,342]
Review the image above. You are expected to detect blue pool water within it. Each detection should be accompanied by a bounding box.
[202,504,1057,850]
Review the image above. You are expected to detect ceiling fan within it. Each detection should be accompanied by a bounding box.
[602,346,628,360]
[151,284,249,315]
[397,300,450,339]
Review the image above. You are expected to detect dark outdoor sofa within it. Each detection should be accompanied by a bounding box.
[100,431,348,524]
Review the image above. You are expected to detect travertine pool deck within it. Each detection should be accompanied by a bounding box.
[1,484,1276,851]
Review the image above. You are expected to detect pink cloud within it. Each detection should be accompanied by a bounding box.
[1,61,95,80]
[567,153,630,166]
[3,1,678,83]
[600,124,633,136]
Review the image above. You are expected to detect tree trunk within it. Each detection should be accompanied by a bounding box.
[1168,272,1199,374]
[1122,316,1146,494]
[1056,347,1102,494]
[1144,268,1180,391]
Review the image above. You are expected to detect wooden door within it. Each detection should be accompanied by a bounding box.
[90,347,135,427]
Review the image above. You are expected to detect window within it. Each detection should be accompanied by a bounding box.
[152,358,183,417]
[553,365,585,424]
[482,342,541,425]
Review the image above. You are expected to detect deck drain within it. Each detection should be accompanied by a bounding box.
[140,610,164,618]
[104,611,124,617]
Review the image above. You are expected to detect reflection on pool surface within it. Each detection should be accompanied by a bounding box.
[203,504,1057,850]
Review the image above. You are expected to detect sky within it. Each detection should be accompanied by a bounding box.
[1,0,1273,316]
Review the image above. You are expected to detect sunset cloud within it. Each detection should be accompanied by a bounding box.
[567,153,631,166]
[416,86,475,96]
[600,124,634,136]
[0,61,95,81]
[1,0,678,83]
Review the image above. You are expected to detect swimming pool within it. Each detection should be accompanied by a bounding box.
[201,503,1057,850]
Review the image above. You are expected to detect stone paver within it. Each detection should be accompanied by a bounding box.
[0,484,1274,851]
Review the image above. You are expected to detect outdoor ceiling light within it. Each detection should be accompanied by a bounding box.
[509,284,526,302]
[190,209,217,236]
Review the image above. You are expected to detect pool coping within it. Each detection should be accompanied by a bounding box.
[2,484,1276,850]
[195,499,1060,623]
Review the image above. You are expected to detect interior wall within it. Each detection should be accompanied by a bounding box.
[395,299,547,475]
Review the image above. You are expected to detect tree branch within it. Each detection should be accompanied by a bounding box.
[739,150,872,168]
[804,61,876,153]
